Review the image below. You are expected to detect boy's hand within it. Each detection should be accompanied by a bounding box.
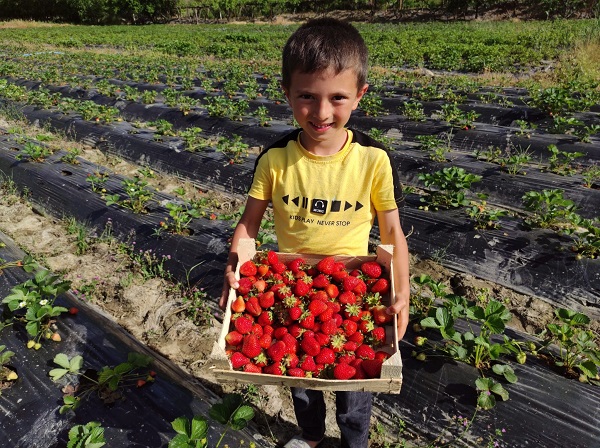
[219,271,239,310]
[387,291,410,341]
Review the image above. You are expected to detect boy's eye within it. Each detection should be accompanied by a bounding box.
[332,95,347,101]
[299,94,313,100]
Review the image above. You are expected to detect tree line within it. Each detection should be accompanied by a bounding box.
[0,0,597,24]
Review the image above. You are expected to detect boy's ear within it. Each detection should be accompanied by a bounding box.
[353,84,369,109]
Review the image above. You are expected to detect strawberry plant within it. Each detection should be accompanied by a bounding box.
[161,201,202,235]
[401,100,426,121]
[537,308,600,384]
[215,134,249,165]
[253,105,272,127]
[359,92,386,116]
[105,175,154,214]
[15,141,53,162]
[2,267,70,348]
[548,115,583,135]
[0,344,18,390]
[49,352,155,414]
[546,144,583,176]
[574,124,600,143]
[410,273,447,321]
[169,394,255,448]
[179,127,210,152]
[85,171,109,193]
[466,197,508,230]
[418,167,482,210]
[521,189,577,229]
[60,147,82,165]
[497,145,532,175]
[67,421,106,448]
[581,164,600,188]
[567,217,600,259]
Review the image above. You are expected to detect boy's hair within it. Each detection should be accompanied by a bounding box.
[281,18,368,90]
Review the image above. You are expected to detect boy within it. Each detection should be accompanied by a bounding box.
[220,18,410,448]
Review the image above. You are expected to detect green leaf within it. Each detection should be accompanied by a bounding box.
[477,391,496,410]
[485,315,506,334]
[189,415,208,440]
[128,352,152,367]
[25,320,40,337]
[168,434,192,448]
[34,269,50,284]
[490,382,509,401]
[70,355,84,372]
[49,368,69,381]
[171,416,191,436]
[475,377,493,391]
[466,305,485,320]
[232,404,254,424]
[420,316,440,329]
[578,360,598,378]
[54,353,71,369]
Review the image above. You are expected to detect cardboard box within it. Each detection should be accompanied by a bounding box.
[208,238,403,393]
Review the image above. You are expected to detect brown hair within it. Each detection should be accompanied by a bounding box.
[281,18,368,91]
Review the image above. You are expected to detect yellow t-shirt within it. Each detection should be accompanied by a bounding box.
[249,129,401,256]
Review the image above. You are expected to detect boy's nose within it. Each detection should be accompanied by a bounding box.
[313,100,331,120]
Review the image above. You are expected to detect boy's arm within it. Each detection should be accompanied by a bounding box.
[377,209,410,341]
[219,196,270,309]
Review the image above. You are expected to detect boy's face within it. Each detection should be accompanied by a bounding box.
[283,68,368,155]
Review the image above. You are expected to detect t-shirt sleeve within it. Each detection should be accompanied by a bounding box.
[248,151,272,201]
[371,153,399,211]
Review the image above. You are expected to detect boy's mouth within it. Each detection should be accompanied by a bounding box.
[310,122,333,131]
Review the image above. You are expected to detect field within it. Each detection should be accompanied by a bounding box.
[0,19,599,447]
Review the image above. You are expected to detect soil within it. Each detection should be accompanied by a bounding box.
[0,113,597,447]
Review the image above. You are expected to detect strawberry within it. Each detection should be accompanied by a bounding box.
[231,296,245,313]
[314,332,330,347]
[273,326,288,339]
[230,352,250,369]
[320,319,338,335]
[361,359,383,379]
[300,334,321,356]
[237,277,253,295]
[288,323,304,338]
[341,319,358,337]
[244,363,262,373]
[316,256,336,275]
[324,283,339,299]
[358,318,375,334]
[330,269,348,283]
[68,307,79,315]
[352,363,367,380]
[136,379,147,388]
[239,260,258,277]
[257,264,270,278]
[257,310,273,327]
[267,250,279,266]
[264,363,285,375]
[318,306,334,323]
[284,353,300,368]
[234,316,254,335]
[352,279,367,296]
[253,279,267,293]
[333,362,356,380]
[271,261,288,274]
[312,273,330,289]
[308,299,328,316]
[258,291,275,309]
[361,261,382,279]
[370,278,389,295]
[375,351,391,362]
[309,290,329,302]
[330,333,347,352]
[225,330,244,346]
[251,323,264,337]
[282,333,299,354]
[338,353,356,365]
[341,276,360,292]
[245,296,262,317]
[356,344,375,360]
[343,340,359,352]
[267,340,287,362]
[259,334,273,349]
[371,326,386,344]
[371,305,393,325]
[288,306,302,321]
[288,257,306,274]
[299,312,315,330]
[262,324,274,336]
[315,347,336,365]
[287,367,306,377]
[338,291,357,305]
[300,355,317,372]
[242,334,262,358]
[348,331,364,345]
[293,278,312,297]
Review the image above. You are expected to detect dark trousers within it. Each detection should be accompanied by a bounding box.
[291,387,372,448]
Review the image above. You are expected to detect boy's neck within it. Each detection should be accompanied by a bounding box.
[300,129,349,156]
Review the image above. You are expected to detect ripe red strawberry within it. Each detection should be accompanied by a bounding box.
[300,355,317,372]
[234,316,253,335]
[294,278,311,297]
[262,324,274,336]
[271,261,287,274]
[263,363,285,375]
[333,362,356,380]
[356,344,376,360]
[274,284,292,300]
[375,350,391,362]
[257,310,273,327]
[68,307,79,315]
[341,276,360,292]
[312,274,330,289]
[251,323,263,338]
[225,330,243,346]
[288,257,306,274]
[288,306,302,321]
[267,340,287,362]
[314,332,330,347]
[259,333,273,349]
[320,319,338,335]
[267,250,279,266]
[300,312,315,330]
[258,291,275,309]
[288,323,304,338]
[352,279,367,296]
[318,306,334,323]
[282,333,299,354]
[371,326,386,344]
[371,305,393,325]
[241,334,262,358]
[239,260,257,277]
[359,318,375,334]
[245,296,262,317]
[308,300,328,317]
[361,261,382,279]
[284,353,299,368]
[315,347,336,365]
[348,331,364,345]
[237,277,253,295]
[287,367,306,377]
[370,278,389,295]
[361,359,383,378]
[324,283,339,299]
[330,269,348,283]
[273,326,288,339]
[243,363,262,373]
[338,353,356,365]
[341,319,358,337]
[136,379,147,388]
[300,334,321,356]
[352,362,367,379]
[230,352,250,369]
[309,290,329,302]
[338,291,357,305]
[316,256,336,274]
[231,296,245,313]
[343,340,359,352]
